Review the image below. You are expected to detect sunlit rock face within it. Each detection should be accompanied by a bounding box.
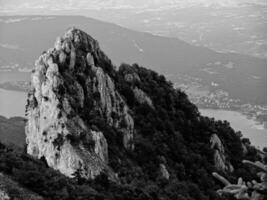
[160,164,170,180]
[133,87,154,108]
[210,134,234,172]
[25,28,134,179]
[0,189,9,200]
[118,64,154,109]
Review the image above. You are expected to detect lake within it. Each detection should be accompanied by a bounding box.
[0,89,266,149]
[200,109,267,149]
[0,72,30,83]
[0,88,27,118]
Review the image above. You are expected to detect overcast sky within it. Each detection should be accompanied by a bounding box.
[1,0,266,13]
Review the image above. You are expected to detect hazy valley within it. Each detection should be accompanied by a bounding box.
[1,15,267,131]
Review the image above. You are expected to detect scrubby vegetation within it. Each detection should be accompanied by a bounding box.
[0,63,263,199]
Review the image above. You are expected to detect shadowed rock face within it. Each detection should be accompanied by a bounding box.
[25,28,134,179]
[133,87,154,109]
[210,134,234,172]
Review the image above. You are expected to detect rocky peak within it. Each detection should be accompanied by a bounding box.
[25,28,134,179]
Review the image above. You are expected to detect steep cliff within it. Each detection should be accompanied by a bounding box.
[25,28,134,179]
[18,28,254,200]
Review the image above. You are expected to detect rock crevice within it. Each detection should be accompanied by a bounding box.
[210,134,234,172]
[26,28,135,179]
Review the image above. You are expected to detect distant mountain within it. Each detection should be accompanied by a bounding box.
[0,81,30,92]
[1,0,267,11]
[3,1,265,60]
[0,15,266,105]
[0,115,25,148]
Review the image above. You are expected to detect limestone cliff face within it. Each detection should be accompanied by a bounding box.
[119,64,154,108]
[25,28,134,179]
[210,134,234,172]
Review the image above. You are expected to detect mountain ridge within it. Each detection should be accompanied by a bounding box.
[0,23,265,199]
[0,27,254,199]
[1,0,267,12]
[0,15,266,105]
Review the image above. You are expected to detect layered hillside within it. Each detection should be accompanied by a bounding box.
[1,15,267,105]
[0,116,25,148]
[0,28,260,200]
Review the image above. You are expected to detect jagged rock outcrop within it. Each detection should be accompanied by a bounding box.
[118,64,154,108]
[91,65,134,149]
[210,134,234,172]
[0,189,9,200]
[25,28,134,179]
[160,164,170,180]
[133,87,154,108]
[119,64,141,84]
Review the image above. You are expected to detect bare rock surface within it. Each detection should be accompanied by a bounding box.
[160,164,170,180]
[25,28,134,179]
[133,87,154,108]
[210,134,234,172]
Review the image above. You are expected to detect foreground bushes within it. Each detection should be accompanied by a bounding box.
[0,63,261,200]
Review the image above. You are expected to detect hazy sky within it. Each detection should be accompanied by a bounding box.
[1,0,266,13]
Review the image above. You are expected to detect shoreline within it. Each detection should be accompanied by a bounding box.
[200,108,267,149]
[198,106,267,129]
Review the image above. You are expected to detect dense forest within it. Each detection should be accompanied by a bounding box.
[0,62,263,200]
